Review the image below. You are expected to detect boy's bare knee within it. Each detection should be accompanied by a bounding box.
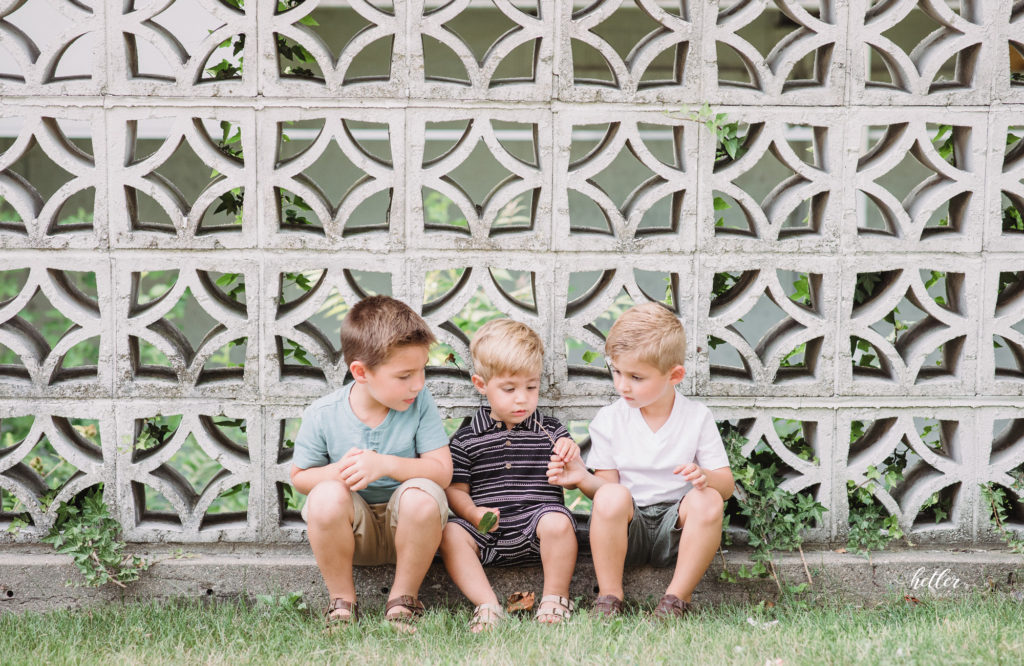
[440,522,477,555]
[592,483,632,520]
[536,511,573,540]
[306,480,353,527]
[398,487,442,524]
[682,488,724,525]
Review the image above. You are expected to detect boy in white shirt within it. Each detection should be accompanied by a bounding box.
[549,302,734,618]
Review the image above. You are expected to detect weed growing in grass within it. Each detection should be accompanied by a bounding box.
[981,481,1024,555]
[717,422,826,593]
[41,486,150,588]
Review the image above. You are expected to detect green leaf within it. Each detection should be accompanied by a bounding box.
[581,350,600,364]
[477,511,497,534]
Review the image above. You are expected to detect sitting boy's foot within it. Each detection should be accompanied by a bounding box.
[469,603,505,633]
[384,595,425,634]
[593,594,623,619]
[653,594,693,619]
[535,595,574,625]
[324,597,359,630]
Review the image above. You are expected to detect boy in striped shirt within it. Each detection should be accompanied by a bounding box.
[440,318,581,632]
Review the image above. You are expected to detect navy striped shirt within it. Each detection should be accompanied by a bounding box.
[450,408,570,512]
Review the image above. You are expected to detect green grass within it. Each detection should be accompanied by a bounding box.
[1,593,1022,665]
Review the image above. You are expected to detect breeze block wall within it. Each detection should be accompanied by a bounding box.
[1,0,1023,550]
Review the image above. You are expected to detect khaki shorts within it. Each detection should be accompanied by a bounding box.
[301,478,449,566]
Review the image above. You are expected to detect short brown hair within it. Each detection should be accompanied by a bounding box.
[470,318,543,382]
[605,302,686,372]
[340,295,436,369]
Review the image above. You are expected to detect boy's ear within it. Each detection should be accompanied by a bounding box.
[471,374,487,394]
[669,365,686,384]
[350,360,369,383]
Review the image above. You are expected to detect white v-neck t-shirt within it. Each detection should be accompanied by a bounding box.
[585,393,730,507]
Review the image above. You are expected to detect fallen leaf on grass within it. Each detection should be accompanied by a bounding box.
[903,595,920,604]
[746,617,779,629]
[507,591,535,613]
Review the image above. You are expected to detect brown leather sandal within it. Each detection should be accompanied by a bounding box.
[324,597,359,629]
[593,594,623,618]
[384,595,425,633]
[653,593,693,619]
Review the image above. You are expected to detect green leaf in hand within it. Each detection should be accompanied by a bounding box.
[477,511,498,534]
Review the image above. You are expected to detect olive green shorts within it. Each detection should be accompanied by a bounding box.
[624,496,686,568]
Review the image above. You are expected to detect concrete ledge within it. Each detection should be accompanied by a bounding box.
[1,544,1021,614]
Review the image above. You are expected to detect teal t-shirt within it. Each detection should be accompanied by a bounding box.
[292,383,449,504]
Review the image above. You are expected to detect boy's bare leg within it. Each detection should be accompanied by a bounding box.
[439,523,499,606]
[588,483,634,599]
[389,488,443,612]
[665,487,724,601]
[536,511,577,622]
[306,480,357,613]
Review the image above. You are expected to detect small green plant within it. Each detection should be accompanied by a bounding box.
[717,422,826,593]
[41,486,150,588]
[980,481,1024,555]
[845,422,906,559]
[255,591,308,612]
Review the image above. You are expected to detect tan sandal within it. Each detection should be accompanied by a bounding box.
[469,603,505,633]
[535,594,574,624]
[324,597,359,630]
[384,595,425,633]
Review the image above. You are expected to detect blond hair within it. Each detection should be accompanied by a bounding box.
[341,295,436,370]
[605,302,686,372]
[470,318,543,382]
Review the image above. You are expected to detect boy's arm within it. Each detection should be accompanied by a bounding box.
[290,461,344,495]
[338,445,453,491]
[674,463,735,500]
[547,456,618,499]
[445,482,497,531]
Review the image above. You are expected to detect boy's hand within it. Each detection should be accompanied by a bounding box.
[474,506,500,533]
[338,448,386,491]
[552,437,580,463]
[674,462,708,491]
[547,454,586,488]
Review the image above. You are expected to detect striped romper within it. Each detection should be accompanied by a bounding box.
[448,407,577,567]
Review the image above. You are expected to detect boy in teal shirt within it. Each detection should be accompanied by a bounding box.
[291,295,452,632]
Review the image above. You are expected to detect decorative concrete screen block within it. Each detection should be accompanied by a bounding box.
[553,109,697,253]
[113,402,260,542]
[0,255,112,399]
[0,0,105,95]
[109,0,256,97]
[411,0,554,101]
[114,256,259,399]
[407,108,554,251]
[0,0,1022,547]
[706,0,849,105]
[557,0,699,103]
[699,108,843,255]
[852,0,992,106]
[0,404,112,542]
[108,109,257,249]
[258,108,405,252]
[259,0,407,98]
[0,109,107,250]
